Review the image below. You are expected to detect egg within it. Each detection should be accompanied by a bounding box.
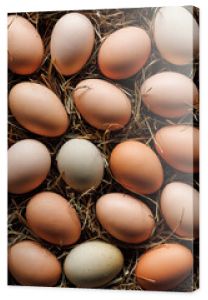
[109,140,163,195]
[96,193,155,244]
[8,240,61,286]
[153,7,199,65]
[160,182,199,239]
[8,15,44,75]
[50,13,94,76]
[73,79,131,131]
[9,82,69,137]
[135,243,193,290]
[8,139,51,194]
[56,139,104,192]
[26,192,81,246]
[141,72,199,118]
[63,240,124,288]
[155,125,199,173]
[98,26,151,79]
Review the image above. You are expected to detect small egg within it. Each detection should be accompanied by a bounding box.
[109,140,163,195]
[64,240,124,288]
[160,182,199,239]
[8,15,44,75]
[8,240,61,286]
[155,125,199,173]
[98,26,151,79]
[9,82,69,137]
[50,13,94,75]
[96,193,155,244]
[135,243,193,290]
[73,78,131,131]
[8,139,51,194]
[26,192,81,246]
[56,139,104,192]
[141,72,199,118]
[153,7,199,65]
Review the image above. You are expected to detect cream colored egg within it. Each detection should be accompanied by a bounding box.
[64,240,124,288]
[56,139,104,192]
[153,7,199,65]
[8,139,51,194]
[50,13,94,75]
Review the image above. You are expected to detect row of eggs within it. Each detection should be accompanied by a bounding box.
[8,7,199,77]
[8,73,198,137]
[8,128,199,196]
[9,239,193,290]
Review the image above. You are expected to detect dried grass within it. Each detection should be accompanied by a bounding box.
[8,6,199,291]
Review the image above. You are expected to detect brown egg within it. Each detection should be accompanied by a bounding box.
[96,193,155,244]
[135,243,193,291]
[26,192,81,246]
[9,82,69,137]
[8,139,51,194]
[160,182,199,239]
[153,7,199,65]
[73,79,131,131]
[50,13,94,76]
[141,72,199,118]
[8,240,61,286]
[155,125,199,173]
[8,15,44,75]
[109,140,163,194]
[98,26,151,79]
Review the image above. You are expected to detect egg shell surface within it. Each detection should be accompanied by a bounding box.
[8,240,61,286]
[73,78,131,131]
[26,192,81,246]
[8,15,44,74]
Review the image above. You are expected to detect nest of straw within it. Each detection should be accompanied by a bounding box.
[8,7,199,291]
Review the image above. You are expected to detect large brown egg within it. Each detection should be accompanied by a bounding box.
[26,192,81,246]
[8,240,61,286]
[8,15,44,75]
[96,193,155,244]
[73,79,131,131]
[8,139,51,194]
[135,243,193,290]
[50,13,94,76]
[160,182,199,239]
[153,7,199,65]
[9,82,69,137]
[109,140,163,195]
[98,26,151,79]
[155,125,199,173]
[141,72,199,118]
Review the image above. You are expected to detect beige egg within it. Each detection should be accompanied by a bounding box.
[8,240,61,286]
[160,182,199,239]
[96,193,155,244]
[8,139,51,194]
[64,240,124,288]
[8,15,44,75]
[110,140,163,195]
[141,72,199,118]
[73,79,131,131]
[135,243,193,290]
[9,82,69,137]
[50,13,94,75]
[26,192,81,246]
[56,139,104,192]
[98,26,151,79]
[155,125,199,173]
[153,7,199,65]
